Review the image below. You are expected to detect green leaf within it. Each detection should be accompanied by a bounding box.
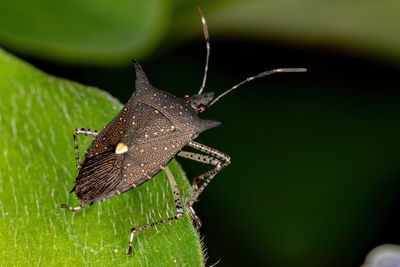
[0,48,203,266]
[0,0,172,65]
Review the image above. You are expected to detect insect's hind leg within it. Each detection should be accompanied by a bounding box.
[60,128,98,212]
[127,166,183,255]
[73,128,99,168]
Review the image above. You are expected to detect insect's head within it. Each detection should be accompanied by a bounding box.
[183,92,214,113]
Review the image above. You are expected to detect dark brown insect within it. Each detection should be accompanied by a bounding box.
[60,4,306,255]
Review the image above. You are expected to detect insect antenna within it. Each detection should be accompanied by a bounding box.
[207,68,307,108]
[196,3,210,95]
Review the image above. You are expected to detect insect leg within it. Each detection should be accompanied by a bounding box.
[127,166,183,255]
[60,203,85,211]
[180,141,230,221]
[177,151,222,192]
[73,128,98,168]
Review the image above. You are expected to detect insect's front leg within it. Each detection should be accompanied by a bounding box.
[177,141,231,228]
[184,141,230,200]
[177,150,225,192]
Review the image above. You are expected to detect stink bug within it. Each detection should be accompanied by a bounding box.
[60,4,306,255]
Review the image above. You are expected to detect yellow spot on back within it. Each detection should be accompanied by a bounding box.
[115,142,128,154]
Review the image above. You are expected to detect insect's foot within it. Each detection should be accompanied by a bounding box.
[192,183,199,192]
[191,177,200,192]
[60,203,84,212]
[127,228,136,255]
[195,217,202,229]
[126,246,133,256]
[187,204,202,228]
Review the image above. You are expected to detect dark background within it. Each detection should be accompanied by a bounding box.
[2,1,400,266]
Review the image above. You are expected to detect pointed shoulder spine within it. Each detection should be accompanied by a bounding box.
[133,61,151,90]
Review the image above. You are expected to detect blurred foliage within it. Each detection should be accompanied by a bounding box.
[1,0,400,65]
[0,0,173,65]
[1,0,400,266]
[199,0,400,62]
[0,49,202,266]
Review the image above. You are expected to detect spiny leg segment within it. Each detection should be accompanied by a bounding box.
[185,141,231,204]
[60,203,85,211]
[61,128,99,211]
[178,151,221,228]
[73,128,99,168]
[127,166,184,255]
[178,141,231,228]
[177,151,223,192]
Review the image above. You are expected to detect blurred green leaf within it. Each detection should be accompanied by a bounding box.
[0,49,203,266]
[174,0,400,62]
[0,0,172,65]
[2,0,400,65]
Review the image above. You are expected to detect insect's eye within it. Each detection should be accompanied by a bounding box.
[198,104,207,113]
[184,93,191,98]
